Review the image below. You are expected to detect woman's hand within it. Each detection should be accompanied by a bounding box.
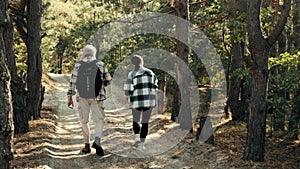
[124,96,129,102]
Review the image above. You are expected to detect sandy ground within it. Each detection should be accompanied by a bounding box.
[30,73,229,169]
[12,73,299,169]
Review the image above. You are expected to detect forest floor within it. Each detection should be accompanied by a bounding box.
[12,73,299,169]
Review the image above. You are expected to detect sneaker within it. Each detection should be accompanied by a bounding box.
[92,142,104,156]
[132,134,141,148]
[132,141,141,148]
[137,142,146,150]
[134,134,140,142]
[81,143,91,153]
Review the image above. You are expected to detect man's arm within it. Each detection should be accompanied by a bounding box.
[102,64,112,86]
[67,62,80,96]
[67,63,80,108]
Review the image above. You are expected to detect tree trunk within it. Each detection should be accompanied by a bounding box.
[240,77,251,122]
[11,0,27,43]
[4,8,28,134]
[273,2,288,131]
[175,0,192,130]
[277,32,287,55]
[227,0,248,121]
[0,0,14,167]
[273,86,285,131]
[56,36,67,74]
[157,73,166,114]
[243,0,291,162]
[243,65,268,161]
[27,0,43,119]
[196,116,214,144]
[171,79,180,121]
[289,84,300,139]
[228,41,244,121]
[271,67,286,131]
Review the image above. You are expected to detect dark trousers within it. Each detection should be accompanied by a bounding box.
[132,107,153,142]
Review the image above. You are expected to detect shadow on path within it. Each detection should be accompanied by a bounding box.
[39,73,230,169]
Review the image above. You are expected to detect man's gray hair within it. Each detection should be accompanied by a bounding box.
[83,45,97,57]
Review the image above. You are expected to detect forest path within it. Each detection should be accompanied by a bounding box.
[41,73,230,169]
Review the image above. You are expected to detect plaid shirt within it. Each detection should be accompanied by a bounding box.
[67,57,112,100]
[124,67,158,109]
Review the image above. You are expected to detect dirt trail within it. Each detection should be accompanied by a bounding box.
[39,73,231,169]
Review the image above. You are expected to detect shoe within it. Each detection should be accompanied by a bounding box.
[132,134,140,148]
[92,142,104,156]
[137,142,146,150]
[81,143,91,153]
[132,141,141,148]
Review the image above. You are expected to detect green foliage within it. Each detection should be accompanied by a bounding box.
[190,0,228,86]
[260,2,288,37]
[42,0,79,73]
[261,7,277,31]
[101,33,177,76]
[30,0,298,90]
[268,52,300,128]
[38,0,229,88]
[228,12,246,43]
[14,37,27,75]
[269,52,300,91]
[41,0,170,74]
[229,68,251,84]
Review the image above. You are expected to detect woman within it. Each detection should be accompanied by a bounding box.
[124,55,158,150]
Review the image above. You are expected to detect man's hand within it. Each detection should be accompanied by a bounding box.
[68,96,74,109]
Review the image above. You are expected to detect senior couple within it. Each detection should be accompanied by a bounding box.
[67,45,158,156]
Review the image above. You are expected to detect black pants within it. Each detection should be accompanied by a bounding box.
[132,107,153,142]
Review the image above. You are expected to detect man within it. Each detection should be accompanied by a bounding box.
[67,45,112,156]
[124,55,158,150]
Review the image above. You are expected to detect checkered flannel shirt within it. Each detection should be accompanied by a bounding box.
[124,67,158,109]
[67,57,112,100]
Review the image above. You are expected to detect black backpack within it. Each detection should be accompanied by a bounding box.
[76,60,103,99]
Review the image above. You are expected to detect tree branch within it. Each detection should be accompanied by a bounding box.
[13,18,27,43]
[192,13,228,30]
[247,0,265,46]
[8,5,27,18]
[267,0,292,48]
[9,0,28,44]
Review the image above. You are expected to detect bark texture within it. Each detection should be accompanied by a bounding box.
[0,0,14,168]
[26,0,43,119]
[4,8,28,134]
[175,0,192,130]
[243,0,291,161]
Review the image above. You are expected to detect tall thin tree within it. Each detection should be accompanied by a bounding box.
[174,0,192,130]
[5,2,28,134]
[243,0,291,161]
[27,0,43,119]
[0,0,14,168]
[227,0,249,121]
